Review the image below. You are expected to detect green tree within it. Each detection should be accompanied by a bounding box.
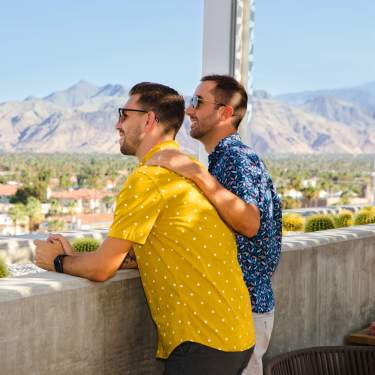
[301,186,319,207]
[48,199,61,216]
[66,200,77,216]
[25,197,44,232]
[102,195,114,212]
[8,203,27,233]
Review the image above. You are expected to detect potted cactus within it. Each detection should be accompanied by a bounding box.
[72,237,101,253]
[305,214,335,232]
[333,210,354,228]
[0,257,9,278]
[282,213,305,233]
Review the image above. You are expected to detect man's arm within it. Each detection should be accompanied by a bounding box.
[147,149,260,237]
[34,236,133,282]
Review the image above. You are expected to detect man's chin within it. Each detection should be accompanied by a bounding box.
[120,145,134,156]
[189,130,203,140]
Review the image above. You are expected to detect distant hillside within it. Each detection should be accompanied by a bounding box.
[0,81,200,155]
[276,81,375,116]
[249,96,375,154]
[1,80,375,154]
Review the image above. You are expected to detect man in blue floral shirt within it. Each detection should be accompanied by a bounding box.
[148,75,282,375]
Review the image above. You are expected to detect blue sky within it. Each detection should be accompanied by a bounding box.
[254,0,375,94]
[1,0,374,101]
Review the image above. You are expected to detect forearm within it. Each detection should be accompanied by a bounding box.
[61,252,108,281]
[62,239,130,281]
[193,169,260,237]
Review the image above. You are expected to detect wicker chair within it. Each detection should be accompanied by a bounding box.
[265,346,375,375]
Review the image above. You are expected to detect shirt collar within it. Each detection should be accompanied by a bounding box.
[140,140,180,165]
[208,133,241,165]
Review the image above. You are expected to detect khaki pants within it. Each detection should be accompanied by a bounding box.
[241,309,274,375]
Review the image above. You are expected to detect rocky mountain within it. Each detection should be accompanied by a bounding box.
[249,96,375,154]
[276,81,375,116]
[1,81,375,154]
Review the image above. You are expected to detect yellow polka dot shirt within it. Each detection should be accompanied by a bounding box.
[109,140,255,359]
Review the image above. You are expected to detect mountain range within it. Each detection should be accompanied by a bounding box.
[1,80,375,154]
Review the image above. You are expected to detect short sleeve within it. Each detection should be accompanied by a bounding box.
[108,170,163,245]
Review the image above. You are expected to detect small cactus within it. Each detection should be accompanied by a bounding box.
[305,214,335,232]
[282,213,305,232]
[72,238,100,253]
[354,208,375,225]
[0,257,9,278]
[333,210,354,228]
[360,206,375,212]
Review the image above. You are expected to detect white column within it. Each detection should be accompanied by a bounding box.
[201,0,255,164]
[233,0,255,146]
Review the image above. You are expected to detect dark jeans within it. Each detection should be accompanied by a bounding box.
[163,341,254,375]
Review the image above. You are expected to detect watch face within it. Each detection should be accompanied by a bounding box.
[54,255,65,273]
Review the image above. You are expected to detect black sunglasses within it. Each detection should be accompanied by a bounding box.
[118,107,148,120]
[189,95,226,110]
[118,108,160,123]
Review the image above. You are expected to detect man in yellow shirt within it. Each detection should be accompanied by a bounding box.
[34,82,255,375]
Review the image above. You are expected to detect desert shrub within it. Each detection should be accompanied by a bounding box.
[360,206,375,213]
[72,238,100,253]
[47,219,65,232]
[354,209,375,225]
[281,196,302,209]
[282,213,305,232]
[305,214,335,232]
[333,210,354,228]
[0,257,9,278]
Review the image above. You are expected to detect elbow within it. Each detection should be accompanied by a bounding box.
[242,207,261,237]
[89,270,114,282]
[241,217,260,238]
[242,224,259,238]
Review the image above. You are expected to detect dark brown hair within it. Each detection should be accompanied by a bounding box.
[129,82,185,136]
[201,75,248,129]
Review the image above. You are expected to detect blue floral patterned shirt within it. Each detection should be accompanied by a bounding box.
[208,133,282,313]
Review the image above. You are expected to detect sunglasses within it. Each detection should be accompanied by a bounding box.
[118,107,148,121]
[189,95,226,110]
[118,107,160,123]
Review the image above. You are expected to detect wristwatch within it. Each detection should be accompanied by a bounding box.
[54,254,68,273]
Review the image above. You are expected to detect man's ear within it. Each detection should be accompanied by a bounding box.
[219,105,234,121]
[144,111,158,133]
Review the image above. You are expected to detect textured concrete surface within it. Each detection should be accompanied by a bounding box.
[0,224,374,373]
[267,224,375,360]
[0,270,163,375]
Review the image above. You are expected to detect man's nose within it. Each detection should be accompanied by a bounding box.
[185,105,194,116]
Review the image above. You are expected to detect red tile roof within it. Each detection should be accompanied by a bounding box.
[51,189,111,200]
[0,184,17,196]
[49,213,113,225]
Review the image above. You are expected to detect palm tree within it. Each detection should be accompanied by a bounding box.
[25,197,44,232]
[301,186,320,207]
[8,203,27,234]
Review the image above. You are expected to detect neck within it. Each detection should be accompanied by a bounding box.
[201,127,237,154]
[135,132,174,160]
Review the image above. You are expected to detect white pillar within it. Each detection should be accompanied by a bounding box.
[201,0,255,164]
[372,156,375,205]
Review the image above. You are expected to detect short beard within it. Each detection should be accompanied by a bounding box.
[120,143,135,156]
[120,129,142,156]
[190,128,205,140]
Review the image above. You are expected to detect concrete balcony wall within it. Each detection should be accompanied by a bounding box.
[0,271,163,375]
[0,225,374,374]
[267,224,375,360]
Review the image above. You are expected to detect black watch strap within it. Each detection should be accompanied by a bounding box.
[54,254,68,273]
